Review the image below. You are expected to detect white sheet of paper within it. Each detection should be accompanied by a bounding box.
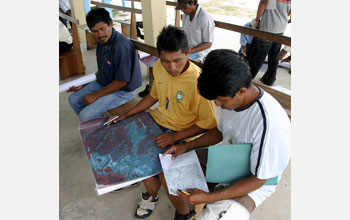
[59,72,97,93]
[138,51,151,59]
[95,175,153,196]
[159,151,209,196]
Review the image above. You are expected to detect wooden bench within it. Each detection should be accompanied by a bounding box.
[59,13,85,80]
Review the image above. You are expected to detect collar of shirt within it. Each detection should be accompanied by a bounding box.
[189,5,202,22]
[234,87,264,112]
[103,28,118,52]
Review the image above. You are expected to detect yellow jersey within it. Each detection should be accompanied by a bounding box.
[149,59,217,131]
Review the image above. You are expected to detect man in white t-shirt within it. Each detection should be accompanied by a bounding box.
[164,49,291,220]
[176,0,215,62]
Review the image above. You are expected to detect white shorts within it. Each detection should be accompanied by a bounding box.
[197,199,251,220]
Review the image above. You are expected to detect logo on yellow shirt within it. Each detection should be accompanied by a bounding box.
[176,91,184,102]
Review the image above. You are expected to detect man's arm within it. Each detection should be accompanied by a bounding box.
[164,127,223,159]
[240,45,247,57]
[254,0,268,28]
[190,42,213,54]
[107,93,158,125]
[125,93,158,117]
[179,175,266,205]
[83,80,127,104]
[155,124,206,148]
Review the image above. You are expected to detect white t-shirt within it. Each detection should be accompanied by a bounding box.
[59,20,73,44]
[59,0,71,13]
[218,88,291,207]
[259,0,291,34]
[182,5,215,61]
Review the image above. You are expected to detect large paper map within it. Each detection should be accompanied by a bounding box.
[79,112,167,194]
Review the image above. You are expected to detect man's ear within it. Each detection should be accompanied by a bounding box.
[186,48,192,57]
[109,20,113,26]
[239,87,247,95]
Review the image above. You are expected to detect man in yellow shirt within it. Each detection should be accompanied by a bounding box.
[107,25,217,220]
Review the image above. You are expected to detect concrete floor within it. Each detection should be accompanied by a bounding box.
[59,20,291,220]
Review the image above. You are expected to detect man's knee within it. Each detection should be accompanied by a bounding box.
[68,93,75,106]
[68,92,80,108]
[78,111,90,122]
[78,107,103,122]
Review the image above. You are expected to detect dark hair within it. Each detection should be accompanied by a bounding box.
[198,49,252,100]
[86,8,112,30]
[187,0,198,5]
[156,25,189,55]
[178,0,198,6]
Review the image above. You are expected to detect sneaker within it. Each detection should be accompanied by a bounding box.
[174,210,196,220]
[138,84,150,97]
[135,192,159,219]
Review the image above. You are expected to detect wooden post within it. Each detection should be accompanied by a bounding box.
[175,9,181,27]
[71,22,84,69]
[70,0,87,42]
[130,0,138,40]
[140,0,166,47]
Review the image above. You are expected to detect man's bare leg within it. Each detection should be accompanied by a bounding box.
[159,173,190,215]
[143,176,161,200]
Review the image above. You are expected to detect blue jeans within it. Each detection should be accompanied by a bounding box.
[247,36,282,85]
[68,81,134,122]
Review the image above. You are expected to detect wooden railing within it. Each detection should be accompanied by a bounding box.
[90,1,291,45]
[91,0,142,14]
[123,0,291,45]
[214,21,290,46]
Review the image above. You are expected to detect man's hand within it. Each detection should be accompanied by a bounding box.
[106,113,128,126]
[163,144,188,160]
[251,18,259,29]
[177,188,209,206]
[83,94,98,104]
[67,85,83,92]
[155,133,177,148]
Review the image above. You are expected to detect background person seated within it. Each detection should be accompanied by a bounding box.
[176,0,215,62]
[59,20,73,53]
[68,8,142,122]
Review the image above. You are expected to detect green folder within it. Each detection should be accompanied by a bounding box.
[205,144,278,185]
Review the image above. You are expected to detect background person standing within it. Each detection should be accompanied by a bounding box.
[247,0,291,86]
